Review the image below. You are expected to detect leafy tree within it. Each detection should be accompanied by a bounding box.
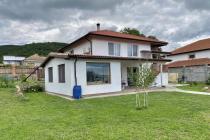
[120,27,141,36]
[132,63,156,109]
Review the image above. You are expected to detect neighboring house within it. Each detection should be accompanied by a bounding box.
[166,38,210,82]
[41,24,170,96]
[23,54,46,66]
[3,56,25,65]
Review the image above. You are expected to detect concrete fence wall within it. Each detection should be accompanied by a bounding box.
[168,65,210,82]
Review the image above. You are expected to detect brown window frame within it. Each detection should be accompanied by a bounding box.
[189,54,195,59]
[58,64,65,83]
[48,67,53,83]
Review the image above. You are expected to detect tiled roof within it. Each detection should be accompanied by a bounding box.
[25,54,46,61]
[58,30,168,52]
[171,38,210,55]
[166,58,210,68]
[41,53,171,67]
[89,30,167,44]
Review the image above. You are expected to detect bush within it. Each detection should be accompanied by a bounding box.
[206,75,210,85]
[20,80,44,93]
[189,82,198,86]
[0,76,15,88]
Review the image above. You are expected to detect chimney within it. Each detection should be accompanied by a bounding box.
[96,23,100,31]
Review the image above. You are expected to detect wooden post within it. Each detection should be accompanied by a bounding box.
[11,65,16,76]
[205,64,208,82]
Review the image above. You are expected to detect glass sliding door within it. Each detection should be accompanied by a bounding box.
[127,67,139,86]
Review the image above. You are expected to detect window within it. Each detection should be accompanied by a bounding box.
[108,42,120,56]
[48,67,53,82]
[87,62,111,85]
[189,54,195,59]
[58,64,65,83]
[128,44,138,56]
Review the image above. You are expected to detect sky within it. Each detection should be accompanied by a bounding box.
[0,0,210,51]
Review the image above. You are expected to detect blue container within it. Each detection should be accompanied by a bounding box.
[73,85,82,99]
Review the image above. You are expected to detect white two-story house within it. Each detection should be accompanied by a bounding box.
[41,24,170,96]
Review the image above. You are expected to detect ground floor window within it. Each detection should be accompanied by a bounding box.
[86,62,111,85]
[48,67,53,82]
[58,64,65,83]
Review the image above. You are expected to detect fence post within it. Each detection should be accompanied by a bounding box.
[11,65,16,76]
[205,64,208,82]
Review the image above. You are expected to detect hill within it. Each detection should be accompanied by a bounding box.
[0,42,68,63]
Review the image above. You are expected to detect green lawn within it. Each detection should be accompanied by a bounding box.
[177,83,209,92]
[0,88,210,140]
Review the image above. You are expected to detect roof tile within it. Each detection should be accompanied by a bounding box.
[166,58,210,68]
[171,38,210,55]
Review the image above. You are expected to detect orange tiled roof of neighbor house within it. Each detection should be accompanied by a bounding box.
[171,38,210,55]
[166,58,210,68]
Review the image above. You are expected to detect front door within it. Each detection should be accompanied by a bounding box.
[127,67,139,86]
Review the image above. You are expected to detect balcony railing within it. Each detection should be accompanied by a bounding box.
[141,50,171,59]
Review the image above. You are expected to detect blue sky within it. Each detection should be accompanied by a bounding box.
[0,0,210,51]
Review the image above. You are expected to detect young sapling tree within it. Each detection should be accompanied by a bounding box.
[132,63,156,109]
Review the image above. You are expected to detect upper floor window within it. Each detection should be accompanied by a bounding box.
[108,42,120,56]
[58,64,65,83]
[189,54,195,59]
[128,44,138,57]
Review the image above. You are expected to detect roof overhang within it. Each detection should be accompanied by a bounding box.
[41,53,171,67]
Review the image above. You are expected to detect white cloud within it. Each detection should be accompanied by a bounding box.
[0,0,210,51]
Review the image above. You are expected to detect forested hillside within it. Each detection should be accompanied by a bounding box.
[0,42,68,63]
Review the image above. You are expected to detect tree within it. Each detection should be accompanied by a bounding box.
[120,27,141,36]
[132,63,156,109]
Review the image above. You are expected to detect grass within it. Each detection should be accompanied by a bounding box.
[0,88,210,140]
[177,83,209,92]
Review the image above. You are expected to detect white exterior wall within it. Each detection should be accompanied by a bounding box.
[73,41,90,54]
[65,39,151,58]
[45,58,72,96]
[92,39,151,57]
[45,58,122,96]
[167,50,210,62]
[75,60,121,95]
[153,73,168,87]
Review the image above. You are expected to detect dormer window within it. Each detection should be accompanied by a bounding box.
[128,44,138,57]
[189,54,195,59]
[108,42,120,56]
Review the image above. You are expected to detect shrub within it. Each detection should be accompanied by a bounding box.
[206,75,210,85]
[0,76,15,88]
[187,81,198,86]
[20,80,44,93]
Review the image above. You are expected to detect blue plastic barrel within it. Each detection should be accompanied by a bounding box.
[73,85,82,99]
